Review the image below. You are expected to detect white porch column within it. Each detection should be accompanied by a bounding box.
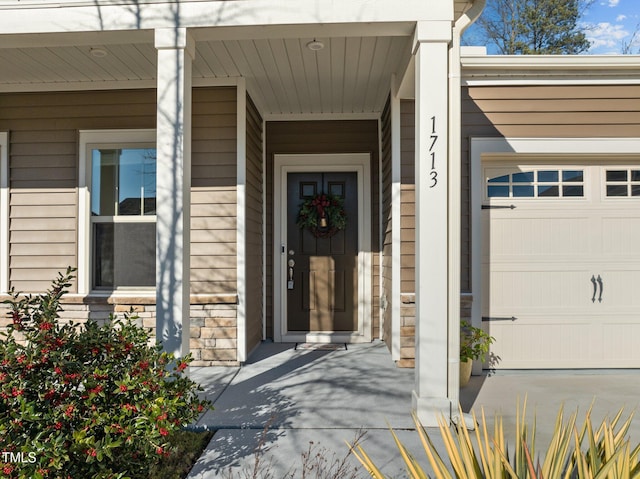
[154,28,194,358]
[411,21,454,427]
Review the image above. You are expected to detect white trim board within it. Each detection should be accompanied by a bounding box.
[470,137,640,340]
[0,132,8,294]
[273,153,372,344]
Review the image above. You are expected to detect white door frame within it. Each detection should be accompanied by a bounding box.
[274,153,372,343]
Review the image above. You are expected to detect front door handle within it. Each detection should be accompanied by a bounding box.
[287,259,295,290]
[597,275,603,303]
[591,275,597,303]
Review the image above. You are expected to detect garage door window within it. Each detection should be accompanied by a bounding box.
[487,169,584,198]
[605,169,640,197]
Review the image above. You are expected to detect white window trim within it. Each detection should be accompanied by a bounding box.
[78,129,156,295]
[470,137,640,337]
[0,132,8,294]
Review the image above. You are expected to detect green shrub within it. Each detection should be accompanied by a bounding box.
[0,268,211,479]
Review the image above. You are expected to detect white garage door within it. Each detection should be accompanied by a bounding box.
[482,161,640,368]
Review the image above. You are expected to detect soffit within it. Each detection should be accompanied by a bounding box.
[0,30,413,115]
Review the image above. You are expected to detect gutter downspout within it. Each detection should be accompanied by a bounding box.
[448,0,485,427]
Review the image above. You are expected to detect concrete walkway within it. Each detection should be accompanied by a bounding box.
[187,341,640,478]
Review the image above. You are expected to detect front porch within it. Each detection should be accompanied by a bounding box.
[0,0,485,426]
[187,341,640,477]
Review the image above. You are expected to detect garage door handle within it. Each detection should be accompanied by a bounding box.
[591,275,597,303]
[597,275,603,303]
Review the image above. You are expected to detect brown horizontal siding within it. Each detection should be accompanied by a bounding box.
[461,84,640,292]
[1,87,238,295]
[245,94,264,353]
[265,120,380,340]
[190,87,238,296]
[0,89,157,292]
[400,100,415,295]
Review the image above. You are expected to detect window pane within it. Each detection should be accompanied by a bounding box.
[513,185,534,197]
[118,149,156,216]
[632,170,640,182]
[114,223,156,286]
[538,170,558,182]
[538,185,559,197]
[488,185,509,197]
[92,149,117,216]
[512,171,533,183]
[563,170,583,182]
[607,185,628,197]
[607,170,627,182]
[94,223,114,287]
[563,185,584,197]
[94,222,155,288]
[632,185,640,196]
[488,174,509,183]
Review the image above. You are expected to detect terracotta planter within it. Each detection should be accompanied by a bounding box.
[460,359,473,387]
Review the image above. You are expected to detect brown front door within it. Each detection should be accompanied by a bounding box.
[286,172,358,333]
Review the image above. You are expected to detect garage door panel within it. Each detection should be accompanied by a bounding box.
[595,267,640,308]
[601,216,640,259]
[485,269,593,314]
[484,214,590,260]
[601,320,640,364]
[487,320,595,369]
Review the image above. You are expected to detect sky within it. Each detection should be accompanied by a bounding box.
[582,0,640,53]
[463,0,640,55]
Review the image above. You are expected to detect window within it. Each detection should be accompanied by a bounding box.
[605,169,640,197]
[487,169,584,199]
[80,131,156,292]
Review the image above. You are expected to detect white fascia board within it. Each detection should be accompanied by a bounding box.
[0,0,453,34]
[0,132,7,294]
[462,54,640,85]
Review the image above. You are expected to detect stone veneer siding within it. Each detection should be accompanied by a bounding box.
[397,294,473,368]
[0,295,239,366]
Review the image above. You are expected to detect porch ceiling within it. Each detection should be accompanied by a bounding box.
[0,0,474,115]
[0,28,412,116]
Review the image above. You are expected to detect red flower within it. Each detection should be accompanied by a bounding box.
[156,446,164,455]
[120,384,128,392]
[64,405,74,417]
[39,321,53,331]
[11,387,24,397]
[86,448,97,457]
[3,464,13,474]
[159,427,169,436]
[54,421,63,430]
[89,385,103,394]
[157,413,167,421]
[54,366,63,375]
[177,361,188,372]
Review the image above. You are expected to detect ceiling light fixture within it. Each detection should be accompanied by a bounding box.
[90,47,108,58]
[306,39,325,51]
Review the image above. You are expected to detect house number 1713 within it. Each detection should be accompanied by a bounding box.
[429,116,438,188]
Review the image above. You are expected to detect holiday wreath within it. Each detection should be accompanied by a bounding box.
[296,193,347,238]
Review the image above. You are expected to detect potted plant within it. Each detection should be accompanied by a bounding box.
[459,321,495,387]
